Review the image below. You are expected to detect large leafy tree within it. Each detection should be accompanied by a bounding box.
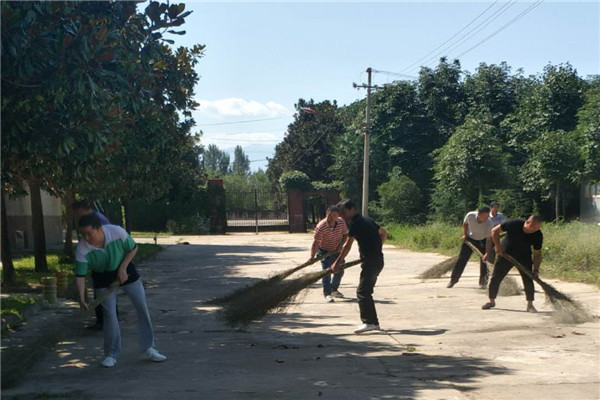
[1,1,203,269]
[463,62,516,128]
[267,99,343,184]
[574,77,600,183]
[431,115,509,220]
[417,57,466,145]
[519,130,580,221]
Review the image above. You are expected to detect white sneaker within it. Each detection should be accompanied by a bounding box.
[324,295,334,303]
[331,290,344,298]
[101,356,117,368]
[353,324,381,334]
[146,348,167,362]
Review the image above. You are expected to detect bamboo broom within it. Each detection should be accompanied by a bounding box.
[464,241,520,293]
[218,259,362,327]
[419,255,459,279]
[206,251,335,305]
[499,253,591,323]
[82,279,121,314]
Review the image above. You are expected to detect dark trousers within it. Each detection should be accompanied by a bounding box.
[489,255,535,301]
[450,237,488,286]
[357,255,384,325]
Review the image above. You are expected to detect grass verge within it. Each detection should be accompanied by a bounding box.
[386,221,600,287]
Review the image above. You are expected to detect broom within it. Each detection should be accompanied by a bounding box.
[500,253,592,323]
[464,241,520,294]
[218,259,362,327]
[206,251,335,305]
[82,279,121,314]
[419,255,459,279]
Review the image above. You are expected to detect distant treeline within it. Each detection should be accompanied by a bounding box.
[266,59,599,223]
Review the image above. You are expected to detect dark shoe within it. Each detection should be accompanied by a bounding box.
[482,302,495,310]
[479,284,488,290]
[446,281,456,288]
[526,304,537,313]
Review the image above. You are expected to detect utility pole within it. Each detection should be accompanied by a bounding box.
[353,67,376,216]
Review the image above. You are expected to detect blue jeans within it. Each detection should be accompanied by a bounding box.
[319,250,344,296]
[96,279,155,358]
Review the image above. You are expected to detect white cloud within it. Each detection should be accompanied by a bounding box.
[196,97,289,118]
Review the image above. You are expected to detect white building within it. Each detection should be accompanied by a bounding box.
[4,183,63,251]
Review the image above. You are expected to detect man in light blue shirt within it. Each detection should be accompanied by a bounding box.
[489,202,505,227]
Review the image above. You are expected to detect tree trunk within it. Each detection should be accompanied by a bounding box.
[1,192,16,285]
[555,181,560,222]
[29,178,48,272]
[63,189,75,258]
[122,202,131,233]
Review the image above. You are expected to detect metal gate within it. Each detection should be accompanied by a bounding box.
[225,189,288,232]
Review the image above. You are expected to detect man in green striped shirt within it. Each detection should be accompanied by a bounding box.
[75,213,166,368]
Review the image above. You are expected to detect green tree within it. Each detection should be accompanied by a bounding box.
[204,144,231,176]
[1,1,203,267]
[370,168,423,224]
[267,99,343,184]
[232,145,250,176]
[520,130,580,221]
[463,62,516,127]
[574,77,600,183]
[431,115,509,220]
[417,57,466,144]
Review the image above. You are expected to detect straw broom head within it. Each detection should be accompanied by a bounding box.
[218,259,362,327]
[419,256,458,279]
[206,253,333,306]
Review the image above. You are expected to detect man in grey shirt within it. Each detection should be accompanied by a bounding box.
[447,206,493,289]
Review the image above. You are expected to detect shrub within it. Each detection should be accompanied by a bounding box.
[279,170,312,191]
[371,169,424,224]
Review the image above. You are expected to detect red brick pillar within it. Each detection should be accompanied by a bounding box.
[287,189,306,233]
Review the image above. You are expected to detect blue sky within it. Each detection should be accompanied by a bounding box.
[169,1,599,171]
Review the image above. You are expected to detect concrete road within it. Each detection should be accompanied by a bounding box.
[3,233,599,399]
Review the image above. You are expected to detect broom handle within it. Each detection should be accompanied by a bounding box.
[327,258,363,274]
[463,240,494,272]
[84,279,121,313]
[500,253,543,285]
[291,251,336,274]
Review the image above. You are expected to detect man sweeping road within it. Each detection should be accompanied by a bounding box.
[311,205,349,303]
[447,206,493,289]
[332,200,387,334]
[482,214,544,312]
[75,214,167,367]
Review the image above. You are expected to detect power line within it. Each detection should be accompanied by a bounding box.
[454,0,544,59]
[420,0,518,69]
[400,0,500,74]
[197,116,290,127]
[407,0,519,74]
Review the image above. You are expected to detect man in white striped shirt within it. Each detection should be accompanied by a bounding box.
[311,205,349,302]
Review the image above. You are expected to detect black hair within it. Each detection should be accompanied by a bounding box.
[327,205,339,213]
[478,206,491,213]
[337,199,357,211]
[530,214,543,223]
[78,213,102,229]
[490,201,500,207]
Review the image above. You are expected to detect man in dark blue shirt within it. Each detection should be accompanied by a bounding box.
[332,200,388,334]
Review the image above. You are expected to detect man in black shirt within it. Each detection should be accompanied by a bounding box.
[482,214,544,312]
[332,200,388,334]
